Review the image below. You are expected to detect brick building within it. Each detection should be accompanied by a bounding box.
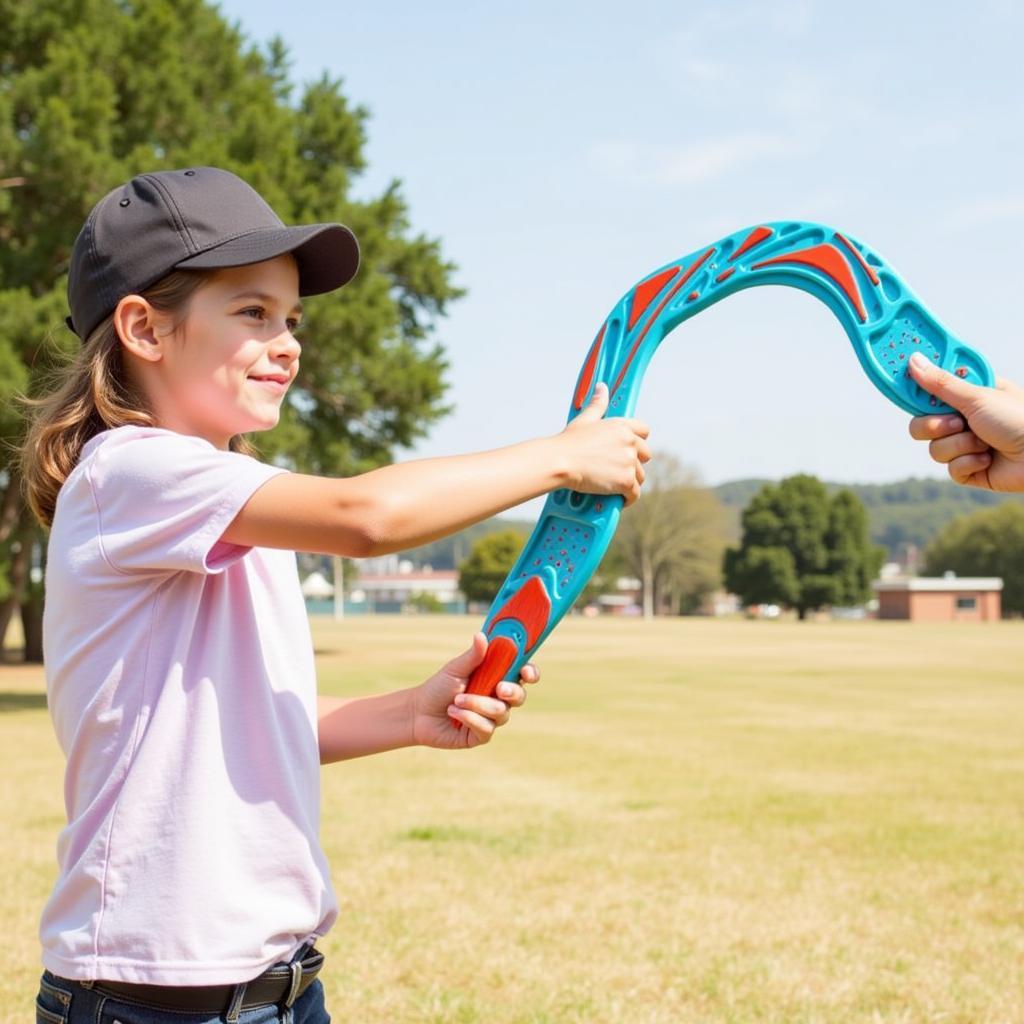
[873,575,1002,621]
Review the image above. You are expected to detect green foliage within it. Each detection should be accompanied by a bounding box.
[399,517,533,571]
[457,530,526,605]
[1,0,462,472]
[1,0,465,653]
[724,475,883,618]
[923,504,1024,615]
[716,477,1023,559]
[723,545,798,607]
[405,591,444,614]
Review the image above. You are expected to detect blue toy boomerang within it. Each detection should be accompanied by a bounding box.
[461,220,994,704]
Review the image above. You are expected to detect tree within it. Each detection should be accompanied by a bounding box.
[923,504,1024,616]
[0,0,463,660]
[609,453,728,618]
[458,530,525,606]
[724,475,883,619]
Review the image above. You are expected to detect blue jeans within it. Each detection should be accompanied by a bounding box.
[35,949,331,1024]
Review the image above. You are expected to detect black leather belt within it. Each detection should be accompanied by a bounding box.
[74,945,324,1015]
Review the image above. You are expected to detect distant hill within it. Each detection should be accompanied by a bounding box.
[715,477,1024,559]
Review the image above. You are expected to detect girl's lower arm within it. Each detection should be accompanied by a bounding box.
[348,436,571,556]
[317,691,416,764]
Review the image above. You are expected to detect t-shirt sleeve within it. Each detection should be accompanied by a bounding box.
[87,430,290,575]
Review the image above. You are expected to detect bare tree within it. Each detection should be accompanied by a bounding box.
[611,453,728,619]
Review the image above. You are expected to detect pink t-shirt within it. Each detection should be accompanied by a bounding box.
[39,425,339,985]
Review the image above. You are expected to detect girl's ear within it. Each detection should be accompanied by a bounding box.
[114,294,168,364]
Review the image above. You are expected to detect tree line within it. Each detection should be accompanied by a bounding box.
[458,463,1024,618]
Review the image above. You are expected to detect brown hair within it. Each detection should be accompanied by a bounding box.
[16,269,258,529]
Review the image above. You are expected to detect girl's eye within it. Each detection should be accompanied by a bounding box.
[287,319,304,334]
[241,307,266,321]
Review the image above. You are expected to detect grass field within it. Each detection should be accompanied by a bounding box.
[4,615,1024,1023]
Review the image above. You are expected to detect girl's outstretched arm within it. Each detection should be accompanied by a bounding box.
[222,383,650,557]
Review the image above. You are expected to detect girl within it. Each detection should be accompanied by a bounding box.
[21,167,651,1024]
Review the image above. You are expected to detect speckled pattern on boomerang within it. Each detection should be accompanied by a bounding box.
[463,221,995,703]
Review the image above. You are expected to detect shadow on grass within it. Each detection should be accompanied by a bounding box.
[0,692,48,712]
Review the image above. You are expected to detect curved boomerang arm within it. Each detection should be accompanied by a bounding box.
[462,220,995,703]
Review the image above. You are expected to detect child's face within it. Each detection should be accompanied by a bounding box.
[154,254,304,449]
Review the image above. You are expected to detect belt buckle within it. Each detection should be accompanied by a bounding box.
[282,960,303,1009]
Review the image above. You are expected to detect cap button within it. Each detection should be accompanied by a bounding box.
[119,198,130,207]
[184,170,196,176]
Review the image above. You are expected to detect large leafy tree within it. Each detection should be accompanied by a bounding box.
[724,474,883,619]
[0,0,463,659]
[924,504,1024,616]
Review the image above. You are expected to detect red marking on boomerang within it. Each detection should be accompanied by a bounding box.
[612,248,715,395]
[574,323,607,410]
[464,635,519,698]
[488,576,551,650]
[834,232,880,286]
[729,226,774,262]
[752,243,867,322]
[627,266,680,331]
[715,267,736,284]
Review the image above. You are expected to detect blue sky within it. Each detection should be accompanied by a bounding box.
[217,0,1024,507]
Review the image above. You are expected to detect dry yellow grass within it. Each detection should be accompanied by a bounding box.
[5,615,1024,1023]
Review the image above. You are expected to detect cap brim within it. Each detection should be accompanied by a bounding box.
[174,223,360,295]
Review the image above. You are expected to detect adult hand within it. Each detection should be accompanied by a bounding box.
[907,351,1024,491]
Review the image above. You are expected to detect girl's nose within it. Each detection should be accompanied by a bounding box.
[272,328,302,359]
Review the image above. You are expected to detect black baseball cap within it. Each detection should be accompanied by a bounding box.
[66,166,360,340]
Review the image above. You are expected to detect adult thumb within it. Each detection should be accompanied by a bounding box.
[907,352,986,415]
[576,381,609,421]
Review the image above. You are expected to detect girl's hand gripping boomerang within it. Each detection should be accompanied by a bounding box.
[455,221,994,721]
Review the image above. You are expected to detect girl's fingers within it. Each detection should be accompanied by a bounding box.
[452,692,511,725]
[909,414,964,441]
[516,662,540,686]
[447,705,498,743]
[929,430,990,464]
[497,681,528,707]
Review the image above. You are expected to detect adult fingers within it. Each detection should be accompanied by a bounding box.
[908,414,964,441]
[928,431,990,465]
[947,452,993,486]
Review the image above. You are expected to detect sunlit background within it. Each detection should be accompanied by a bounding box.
[215,0,1024,512]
